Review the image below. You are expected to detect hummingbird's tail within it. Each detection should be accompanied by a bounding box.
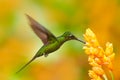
[16,57,36,74]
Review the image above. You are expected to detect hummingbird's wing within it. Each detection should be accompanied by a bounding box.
[26,14,57,44]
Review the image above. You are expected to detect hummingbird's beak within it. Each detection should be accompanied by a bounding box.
[77,38,86,44]
[74,36,86,44]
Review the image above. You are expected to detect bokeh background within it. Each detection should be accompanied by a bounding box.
[0,0,120,80]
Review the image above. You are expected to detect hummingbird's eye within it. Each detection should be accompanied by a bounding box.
[68,34,75,39]
[69,34,73,37]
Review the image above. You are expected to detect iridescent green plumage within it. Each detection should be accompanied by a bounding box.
[16,15,85,73]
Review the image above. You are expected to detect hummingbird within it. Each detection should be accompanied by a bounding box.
[16,14,85,73]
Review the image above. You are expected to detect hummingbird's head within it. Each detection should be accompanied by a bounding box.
[63,31,85,44]
[63,31,78,40]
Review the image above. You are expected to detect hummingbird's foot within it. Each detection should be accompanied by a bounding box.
[43,53,48,57]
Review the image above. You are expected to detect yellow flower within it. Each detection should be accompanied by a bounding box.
[83,28,115,80]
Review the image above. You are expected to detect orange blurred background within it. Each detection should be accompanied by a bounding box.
[0,0,120,80]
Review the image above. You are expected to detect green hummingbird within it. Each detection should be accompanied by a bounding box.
[16,14,85,73]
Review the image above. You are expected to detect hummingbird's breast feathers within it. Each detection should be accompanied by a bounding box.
[37,41,60,55]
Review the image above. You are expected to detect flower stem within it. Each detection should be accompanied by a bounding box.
[103,74,108,80]
[109,70,114,80]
